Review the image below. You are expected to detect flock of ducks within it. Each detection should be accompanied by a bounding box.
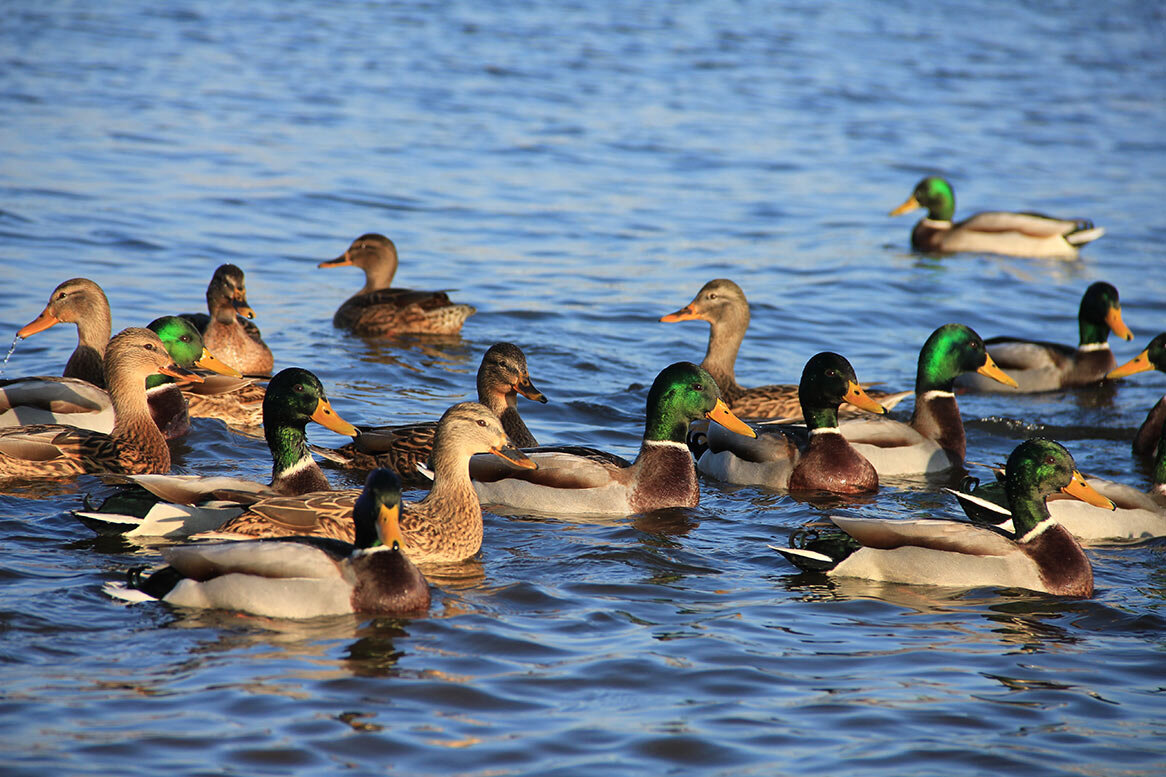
[1,177,1162,619]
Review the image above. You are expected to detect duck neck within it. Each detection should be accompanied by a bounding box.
[702,314,746,397]
[210,298,238,326]
[424,440,480,514]
[109,372,170,469]
[801,403,839,433]
[266,422,328,493]
[359,256,397,294]
[910,390,965,459]
[1005,479,1054,541]
[1078,317,1111,348]
[1153,426,1166,487]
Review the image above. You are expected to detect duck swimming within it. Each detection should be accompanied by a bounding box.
[184,264,274,376]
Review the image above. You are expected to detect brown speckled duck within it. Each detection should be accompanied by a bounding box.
[322,342,546,483]
[184,264,274,376]
[318,233,476,337]
[660,279,909,419]
[698,352,888,494]
[16,278,112,388]
[205,402,534,565]
[0,328,201,481]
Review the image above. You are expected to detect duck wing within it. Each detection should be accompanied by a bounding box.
[470,447,629,488]
[958,211,1094,239]
[831,516,1017,556]
[163,538,350,580]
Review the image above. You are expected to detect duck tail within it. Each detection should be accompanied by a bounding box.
[1066,224,1104,246]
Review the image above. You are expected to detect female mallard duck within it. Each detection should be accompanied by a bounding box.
[318,233,476,337]
[1106,332,1166,457]
[660,279,909,419]
[205,402,534,565]
[76,366,360,538]
[469,362,756,516]
[0,328,201,480]
[184,264,274,376]
[835,324,1018,476]
[890,176,1105,259]
[15,278,112,387]
[958,282,1134,393]
[108,469,430,618]
[1,316,240,439]
[697,352,888,494]
[772,439,1114,596]
[322,342,546,484]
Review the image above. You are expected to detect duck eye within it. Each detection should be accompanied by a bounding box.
[825,369,836,377]
[181,335,192,342]
[693,383,704,392]
[294,384,304,392]
[1046,456,1056,465]
[144,343,155,351]
[476,419,488,427]
[707,293,717,300]
[57,292,68,300]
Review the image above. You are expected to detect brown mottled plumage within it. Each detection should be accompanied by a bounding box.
[185,264,273,376]
[16,278,112,388]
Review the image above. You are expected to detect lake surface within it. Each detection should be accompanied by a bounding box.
[2,1,1165,775]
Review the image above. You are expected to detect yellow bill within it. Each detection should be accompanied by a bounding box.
[194,347,242,378]
[705,398,756,438]
[1106,348,1152,380]
[889,194,921,217]
[1061,470,1115,510]
[311,397,359,436]
[17,308,60,339]
[376,501,406,553]
[976,353,1019,388]
[843,381,888,415]
[1105,305,1133,341]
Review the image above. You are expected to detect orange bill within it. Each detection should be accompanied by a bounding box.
[843,381,888,415]
[318,253,353,269]
[158,363,205,384]
[889,194,921,217]
[659,304,701,323]
[17,308,60,339]
[194,347,242,378]
[1061,470,1116,510]
[515,377,548,404]
[311,397,358,436]
[490,444,537,470]
[1105,305,1133,341]
[705,398,756,438]
[976,353,1019,388]
[1106,348,1153,380]
[376,502,406,553]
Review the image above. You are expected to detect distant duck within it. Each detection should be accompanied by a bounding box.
[108,469,431,619]
[318,233,476,337]
[0,328,201,481]
[660,279,909,419]
[15,278,111,387]
[1107,332,1166,457]
[890,176,1104,260]
[320,342,546,485]
[772,439,1114,596]
[469,362,756,516]
[697,352,888,494]
[957,282,1133,393]
[183,264,274,376]
[835,324,1017,476]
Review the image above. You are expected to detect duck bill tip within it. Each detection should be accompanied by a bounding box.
[706,398,756,438]
[318,254,353,269]
[1106,350,1151,380]
[16,310,59,339]
[376,502,406,551]
[490,445,537,469]
[844,382,888,415]
[159,363,204,383]
[1106,308,1134,341]
[977,356,1019,388]
[889,195,919,217]
[311,399,359,437]
[659,307,699,323]
[1063,471,1116,510]
[195,348,242,378]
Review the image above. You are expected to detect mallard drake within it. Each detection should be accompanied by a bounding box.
[183,264,274,376]
[1,316,240,438]
[75,367,359,538]
[321,342,546,484]
[957,282,1133,393]
[772,439,1114,596]
[890,176,1104,259]
[205,402,534,565]
[15,278,112,387]
[0,328,201,480]
[318,233,476,337]
[1106,332,1166,457]
[697,352,889,494]
[660,279,910,419]
[107,469,430,618]
[835,324,1018,476]
[470,362,756,516]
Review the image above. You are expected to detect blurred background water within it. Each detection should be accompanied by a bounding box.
[1,1,1165,775]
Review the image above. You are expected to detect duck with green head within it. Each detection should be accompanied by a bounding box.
[958,282,1134,393]
[144,315,242,438]
[836,323,1018,476]
[773,438,1113,596]
[890,176,1104,260]
[469,361,756,516]
[1108,332,1166,457]
[109,468,430,618]
[699,352,889,494]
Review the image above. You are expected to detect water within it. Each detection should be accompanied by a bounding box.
[2,1,1165,774]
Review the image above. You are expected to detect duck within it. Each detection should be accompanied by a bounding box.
[0,328,201,481]
[1106,332,1166,457]
[697,352,889,494]
[14,278,112,387]
[203,402,535,565]
[318,233,476,337]
[833,324,1018,477]
[1,316,240,439]
[957,282,1134,393]
[183,264,274,376]
[660,279,910,419]
[469,361,756,516]
[319,342,546,484]
[106,468,431,619]
[772,438,1114,596]
[890,176,1104,260]
[74,367,359,538]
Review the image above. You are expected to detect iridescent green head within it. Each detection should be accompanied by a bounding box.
[1004,438,1112,535]
[915,323,1018,393]
[263,367,357,473]
[643,362,755,443]
[144,316,241,388]
[798,352,887,429]
[1078,282,1133,346]
[1108,332,1166,380]
[891,176,956,221]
